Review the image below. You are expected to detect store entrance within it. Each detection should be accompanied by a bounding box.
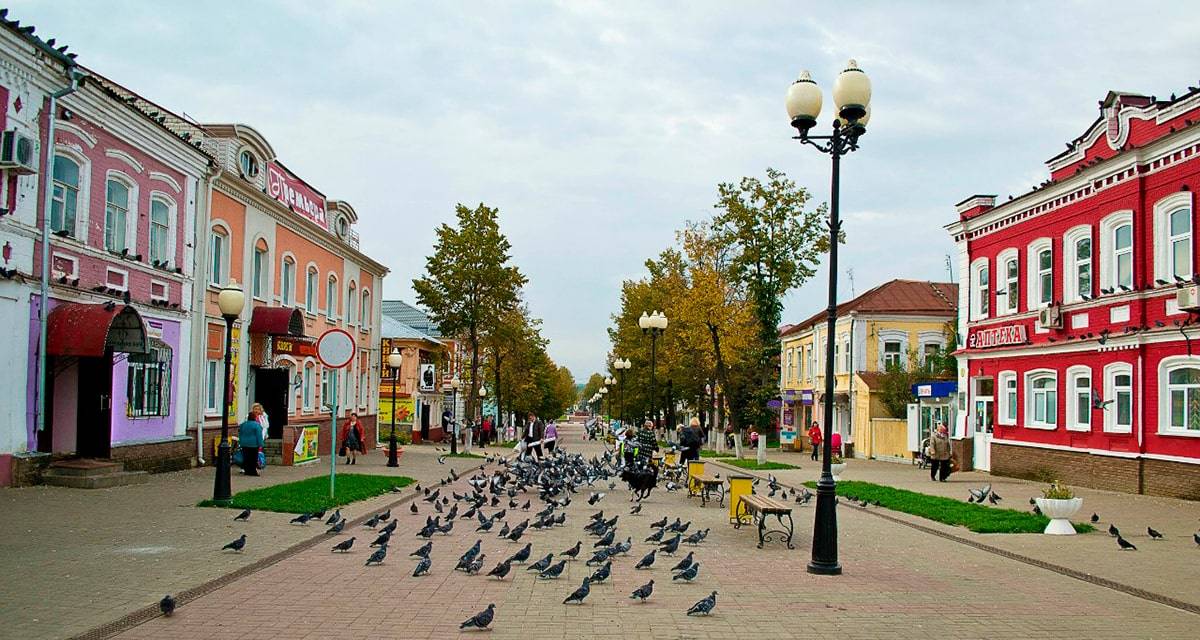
[254,368,290,438]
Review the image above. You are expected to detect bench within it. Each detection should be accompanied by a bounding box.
[693,474,725,507]
[734,494,795,549]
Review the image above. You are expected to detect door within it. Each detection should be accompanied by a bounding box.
[420,402,431,440]
[973,377,994,471]
[76,353,113,458]
[254,368,289,438]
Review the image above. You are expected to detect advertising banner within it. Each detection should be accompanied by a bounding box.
[267,161,328,230]
[293,425,320,464]
[379,396,416,425]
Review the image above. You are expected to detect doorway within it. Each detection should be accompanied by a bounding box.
[973,377,994,471]
[420,402,431,440]
[76,353,114,458]
[253,368,290,438]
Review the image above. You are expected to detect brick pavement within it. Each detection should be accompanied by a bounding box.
[0,441,487,640]
[101,422,1198,640]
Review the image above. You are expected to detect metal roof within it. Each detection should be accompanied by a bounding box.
[381,300,441,337]
[381,315,442,345]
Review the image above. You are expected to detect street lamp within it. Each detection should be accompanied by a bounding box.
[386,348,402,468]
[212,279,245,503]
[638,311,668,426]
[613,358,631,429]
[599,385,609,424]
[786,59,872,576]
[450,374,462,455]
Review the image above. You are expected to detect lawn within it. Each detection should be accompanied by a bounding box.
[699,450,733,458]
[802,480,1094,534]
[717,458,801,471]
[200,474,414,514]
[446,451,485,459]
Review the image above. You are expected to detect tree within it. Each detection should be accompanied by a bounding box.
[413,203,527,422]
[578,372,606,406]
[482,304,540,434]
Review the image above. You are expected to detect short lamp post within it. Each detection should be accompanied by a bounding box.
[785,58,872,577]
[473,385,487,451]
[212,279,245,503]
[450,375,462,455]
[386,348,402,468]
[638,311,668,426]
[613,358,631,428]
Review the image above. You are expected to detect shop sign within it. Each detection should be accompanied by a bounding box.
[783,408,794,426]
[379,396,415,425]
[800,390,814,406]
[274,336,317,358]
[267,162,328,230]
[967,324,1027,349]
[419,364,436,391]
[293,425,320,463]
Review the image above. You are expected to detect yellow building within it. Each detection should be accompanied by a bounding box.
[779,279,958,459]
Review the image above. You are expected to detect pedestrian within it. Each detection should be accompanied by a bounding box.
[830,430,843,458]
[252,402,270,443]
[749,429,760,449]
[523,413,544,462]
[237,410,263,476]
[807,422,822,461]
[339,412,367,465]
[441,408,452,443]
[679,417,702,463]
[543,420,558,454]
[927,423,953,482]
[635,419,659,464]
[481,415,494,446]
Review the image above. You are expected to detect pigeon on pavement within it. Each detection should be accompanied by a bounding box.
[687,591,718,616]
[371,531,392,548]
[410,503,419,515]
[1091,512,1100,524]
[670,552,695,573]
[1117,536,1137,551]
[233,509,251,521]
[527,553,554,572]
[1148,527,1164,540]
[460,604,495,630]
[324,510,341,525]
[645,529,665,543]
[412,556,431,577]
[673,562,700,582]
[487,559,512,580]
[588,561,612,584]
[365,546,388,566]
[659,534,682,555]
[466,554,486,575]
[635,549,656,569]
[563,577,592,604]
[331,537,355,553]
[1109,524,1121,537]
[629,580,654,602]
[326,519,346,535]
[289,513,311,525]
[538,560,567,580]
[561,540,582,560]
[630,504,642,515]
[222,535,246,552]
[650,516,668,529]
[159,595,176,616]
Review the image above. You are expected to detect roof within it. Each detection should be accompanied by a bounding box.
[381,300,441,337]
[248,307,305,336]
[782,279,958,337]
[381,315,442,345]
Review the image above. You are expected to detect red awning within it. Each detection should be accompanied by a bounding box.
[47,303,148,357]
[249,306,305,336]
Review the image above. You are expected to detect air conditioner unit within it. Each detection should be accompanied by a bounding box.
[1177,285,1200,311]
[0,130,37,174]
[1038,304,1062,329]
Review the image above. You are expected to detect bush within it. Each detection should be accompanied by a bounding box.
[1041,481,1075,500]
[378,425,411,446]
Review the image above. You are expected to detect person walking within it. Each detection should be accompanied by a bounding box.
[237,411,264,477]
[252,402,270,443]
[807,422,822,461]
[543,421,558,454]
[830,430,843,458]
[927,423,953,482]
[634,419,659,464]
[481,415,494,446]
[679,417,702,463]
[523,413,544,462]
[339,412,367,465]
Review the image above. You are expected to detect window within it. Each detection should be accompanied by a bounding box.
[209,229,227,285]
[786,348,795,382]
[205,359,220,414]
[51,154,80,236]
[1161,360,1200,435]
[252,245,268,299]
[1115,223,1133,290]
[833,341,841,373]
[1066,366,1091,431]
[105,178,130,253]
[1063,226,1093,303]
[303,363,314,410]
[1025,371,1057,429]
[922,342,940,363]
[1074,236,1092,301]
[239,150,259,177]
[359,368,368,407]
[321,369,331,410]
[127,341,172,417]
[1003,254,1019,313]
[971,259,989,319]
[361,290,370,328]
[326,276,338,320]
[998,371,1017,425]
[1026,239,1052,309]
[1038,248,1053,306]
[1104,363,1133,434]
[149,198,171,264]
[882,341,902,369]
[281,257,295,306]
[1168,208,1192,280]
[348,283,357,326]
[1100,211,1134,292]
[305,267,318,314]
[798,347,805,381]
[1154,194,1194,284]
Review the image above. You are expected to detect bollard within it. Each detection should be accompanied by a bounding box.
[757,433,767,465]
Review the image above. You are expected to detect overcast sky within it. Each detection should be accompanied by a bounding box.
[12,1,1200,379]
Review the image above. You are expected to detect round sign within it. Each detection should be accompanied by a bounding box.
[317,329,356,369]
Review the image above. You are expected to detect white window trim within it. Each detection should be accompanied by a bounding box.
[251,242,271,302]
[326,273,340,321]
[1099,210,1134,292]
[996,248,1019,315]
[1062,225,1093,303]
[302,361,315,412]
[361,289,372,330]
[970,257,990,321]
[347,282,358,328]
[204,359,220,415]
[1065,364,1092,432]
[52,147,91,242]
[1026,237,1053,310]
[1157,355,1200,437]
[304,262,320,315]
[1153,192,1194,283]
[280,253,298,307]
[209,222,232,287]
[1103,362,1134,434]
[877,329,908,371]
[1024,368,1058,430]
[148,191,178,267]
[998,370,1017,426]
[104,170,139,255]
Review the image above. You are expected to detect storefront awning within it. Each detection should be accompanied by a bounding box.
[249,306,305,336]
[47,303,148,357]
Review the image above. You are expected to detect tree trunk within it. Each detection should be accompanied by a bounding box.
[468,324,479,424]
[493,351,503,441]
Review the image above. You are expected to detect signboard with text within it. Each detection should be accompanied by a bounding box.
[293,425,319,464]
[274,336,317,358]
[267,161,328,230]
[967,324,1028,350]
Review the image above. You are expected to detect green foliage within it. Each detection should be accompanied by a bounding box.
[699,449,733,458]
[718,458,800,470]
[199,474,414,514]
[578,373,606,405]
[802,480,1094,534]
[876,325,958,418]
[378,425,412,446]
[1041,482,1075,500]
[447,452,485,459]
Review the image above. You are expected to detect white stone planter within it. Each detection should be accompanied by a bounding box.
[830,462,847,481]
[1035,497,1082,535]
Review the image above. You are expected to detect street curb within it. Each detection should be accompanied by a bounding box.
[703,458,1200,617]
[68,463,489,640]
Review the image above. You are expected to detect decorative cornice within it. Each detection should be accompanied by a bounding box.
[149,171,181,193]
[104,148,144,174]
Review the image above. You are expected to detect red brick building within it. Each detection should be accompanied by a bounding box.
[948,89,1200,499]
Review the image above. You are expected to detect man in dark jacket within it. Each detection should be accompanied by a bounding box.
[679,417,702,463]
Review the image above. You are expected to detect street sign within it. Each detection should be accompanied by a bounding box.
[317,328,355,369]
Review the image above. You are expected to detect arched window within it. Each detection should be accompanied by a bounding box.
[305,266,319,314]
[1160,359,1200,435]
[281,256,296,306]
[51,154,80,236]
[149,197,172,264]
[209,225,229,286]
[970,258,989,320]
[1024,369,1057,429]
[1154,193,1194,284]
[997,371,1017,425]
[1114,223,1133,291]
[348,282,357,326]
[1104,362,1133,434]
[360,289,370,329]
[1026,238,1052,310]
[1100,211,1134,292]
[1063,226,1092,303]
[105,177,131,253]
[303,361,314,411]
[251,240,269,300]
[1066,365,1091,432]
[239,149,259,178]
[998,249,1019,314]
[326,275,339,320]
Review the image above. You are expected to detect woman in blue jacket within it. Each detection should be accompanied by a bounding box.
[237,411,264,476]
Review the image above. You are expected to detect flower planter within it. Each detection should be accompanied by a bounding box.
[830,462,847,481]
[1035,497,1082,535]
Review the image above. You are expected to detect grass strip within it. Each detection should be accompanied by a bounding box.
[446,452,485,459]
[200,474,414,514]
[719,458,800,471]
[802,479,1093,534]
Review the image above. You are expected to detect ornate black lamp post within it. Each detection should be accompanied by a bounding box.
[212,279,245,503]
[785,59,872,576]
[638,311,668,426]
[613,358,630,428]
[386,348,402,467]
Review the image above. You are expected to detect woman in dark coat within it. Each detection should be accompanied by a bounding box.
[339,412,367,465]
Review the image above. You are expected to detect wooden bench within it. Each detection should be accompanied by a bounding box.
[693,473,725,507]
[734,493,795,549]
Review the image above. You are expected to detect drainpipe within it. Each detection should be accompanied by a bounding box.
[194,170,219,464]
[34,67,85,441]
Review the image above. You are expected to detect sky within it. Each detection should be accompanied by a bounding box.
[11,1,1200,379]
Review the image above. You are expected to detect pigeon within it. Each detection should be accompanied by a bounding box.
[645,529,665,543]
[365,546,388,566]
[331,537,355,553]
[538,559,567,579]
[365,514,382,528]
[222,535,246,552]
[487,559,512,580]
[1091,512,1100,524]
[635,549,657,569]
[1109,524,1121,538]
[159,595,176,617]
[1148,527,1164,540]
[310,510,326,520]
[673,562,700,582]
[1032,505,1042,516]
[588,492,606,505]
[629,580,654,602]
[412,556,431,577]
[1193,532,1200,546]
[380,520,398,536]
[687,591,718,616]
[325,510,341,525]
[561,540,582,561]
[664,518,682,532]
[670,552,695,573]
[371,531,392,548]
[435,501,444,514]
[527,553,554,572]
[410,503,419,514]
[438,520,455,536]
[684,529,709,545]
[630,504,642,515]
[659,534,681,555]
[585,550,610,566]
[326,519,346,535]
[1117,536,1137,551]
[289,513,311,525]
[233,509,251,521]
[476,518,494,532]
[497,522,511,538]
[650,516,668,529]
[589,561,612,583]
[438,455,447,464]
[508,543,532,564]
[987,493,1001,505]
[408,542,432,559]
[593,530,615,548]
[460,539,483,564]
[466,554,486,575]
[563,577,592,604]
[460,604,495,630]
